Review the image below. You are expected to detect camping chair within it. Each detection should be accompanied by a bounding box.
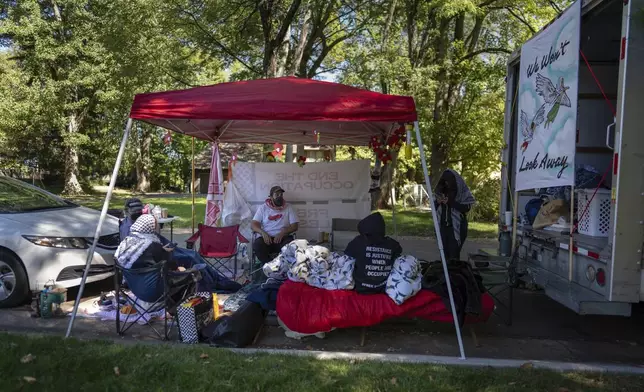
[114,261,196,340]
[331,218,361,251]
[247,230,299,284]
[186,224,243,279]
[247,233,279,284]
[467,248,517,326]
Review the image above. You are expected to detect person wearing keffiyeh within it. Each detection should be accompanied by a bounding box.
[434,169,476,261]
[116,214,242,294]
[115,214,176,270]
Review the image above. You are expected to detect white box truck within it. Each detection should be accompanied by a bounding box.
[500,0,644,316]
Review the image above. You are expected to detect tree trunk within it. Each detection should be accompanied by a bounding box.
[377,150,399,209]
[298,1,334,77]
[135,127,152,193]
[288,7,312,76]
[428,17,452,183]
[62,113,83,195]
[276,24,291,77]
[430,138,447,187]
[380,0,398,93]
[259,0,302,78]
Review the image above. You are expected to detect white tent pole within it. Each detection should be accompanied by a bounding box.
[413,121,466,359]
[65,118,133,338]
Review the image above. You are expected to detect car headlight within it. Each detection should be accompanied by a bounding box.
[23,236,89,249]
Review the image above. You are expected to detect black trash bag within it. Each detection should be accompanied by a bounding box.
[203,301,266,348]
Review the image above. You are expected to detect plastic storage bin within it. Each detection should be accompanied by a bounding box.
[576,188,611,237]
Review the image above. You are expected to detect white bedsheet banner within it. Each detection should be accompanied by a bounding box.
[515,0,580,191]
[232,160,371,202]
[231,161,371,240]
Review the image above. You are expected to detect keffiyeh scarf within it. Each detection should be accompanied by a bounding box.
[114,214,160,269]
[265,198,287,211]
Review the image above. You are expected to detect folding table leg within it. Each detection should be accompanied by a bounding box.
[360,327,367,347]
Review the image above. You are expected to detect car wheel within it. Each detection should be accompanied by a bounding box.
[0,249,30,308]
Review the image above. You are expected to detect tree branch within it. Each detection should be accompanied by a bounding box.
[479,0,503,8]
[548,0,563,14]
[457,47,511,63]
[178,8,260,75]
[273,0,303,48]
[505,7,536,34]
[311,65,347,77]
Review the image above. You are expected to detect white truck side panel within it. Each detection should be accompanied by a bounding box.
[609,0,644,302]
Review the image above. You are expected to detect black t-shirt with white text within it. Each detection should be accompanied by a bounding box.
[345,236,403,294]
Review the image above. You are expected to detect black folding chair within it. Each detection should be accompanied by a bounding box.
[114,261,196,340]
[468,248,517,326]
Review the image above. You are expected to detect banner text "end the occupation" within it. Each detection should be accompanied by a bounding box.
[260,171,355,191]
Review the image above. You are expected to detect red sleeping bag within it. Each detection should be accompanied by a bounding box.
[277,280,495,334]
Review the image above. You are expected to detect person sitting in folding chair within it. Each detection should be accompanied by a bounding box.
[115,214,200,299]
[120,198,241,293]
[114,214,201,339]
[251,186,299,264]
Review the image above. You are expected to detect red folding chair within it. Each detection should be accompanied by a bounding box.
[185,224,246,278]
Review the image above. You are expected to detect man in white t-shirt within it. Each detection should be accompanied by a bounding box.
[251,186,299,263]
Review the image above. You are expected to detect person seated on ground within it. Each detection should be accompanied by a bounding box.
[118,202,241,293]
[345,212,402,294]
[251,186,299,264]
[434,169,475,261]
[115,214,198,300]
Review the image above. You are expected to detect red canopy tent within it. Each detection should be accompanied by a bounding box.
[129,76,417,145]
[66,77,466,359]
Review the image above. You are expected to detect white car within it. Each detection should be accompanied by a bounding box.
[0,176,120,308]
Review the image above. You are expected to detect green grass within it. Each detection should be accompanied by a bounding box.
[68,192,497,237]
[380,209,497,238]
[70,194,207,229]
[1,333,641,392]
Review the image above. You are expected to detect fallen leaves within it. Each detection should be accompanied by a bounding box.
[23,376,36,384]
[390,377,397,385]
[200,353,209,359]
[113,367,121,376]
[520,362,534,369]
[20,354,36,364]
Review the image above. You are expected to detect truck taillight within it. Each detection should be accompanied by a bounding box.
[597,268,606,287]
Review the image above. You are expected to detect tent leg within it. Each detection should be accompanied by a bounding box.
[65,118,133,338]
[414,121,466,359]
[389,159,397,237]
[192,137,196,234]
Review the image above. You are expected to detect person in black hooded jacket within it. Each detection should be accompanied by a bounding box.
[345,212,403,294]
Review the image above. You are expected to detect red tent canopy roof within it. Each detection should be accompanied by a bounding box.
[129,77,417,146]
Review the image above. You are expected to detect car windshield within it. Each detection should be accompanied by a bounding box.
[0,177,75,213]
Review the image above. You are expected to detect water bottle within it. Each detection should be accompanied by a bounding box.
[499,231,512,257]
